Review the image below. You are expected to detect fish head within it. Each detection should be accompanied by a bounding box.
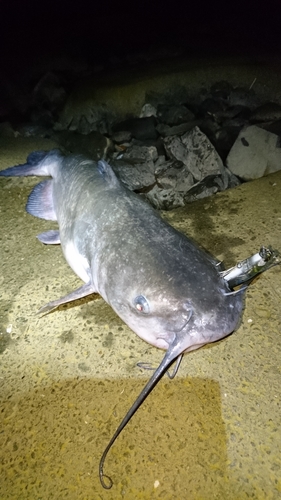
[105,256,245,356]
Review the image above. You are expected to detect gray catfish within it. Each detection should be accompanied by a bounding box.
[0,150,277,489]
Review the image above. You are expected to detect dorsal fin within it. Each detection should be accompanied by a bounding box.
[97,160,119,188]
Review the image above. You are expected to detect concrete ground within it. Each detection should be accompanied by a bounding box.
[0,59,281,499]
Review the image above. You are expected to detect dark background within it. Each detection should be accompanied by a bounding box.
[1,0,281,81]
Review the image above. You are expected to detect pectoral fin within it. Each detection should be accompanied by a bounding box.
[37,230,61,244]
[38,282,97,314]
[26,180,57,221]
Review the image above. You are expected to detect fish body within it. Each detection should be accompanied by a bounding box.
[0,149,244,353]
[0,149,246,487]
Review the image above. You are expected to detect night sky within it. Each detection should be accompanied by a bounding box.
[1,0,280,81]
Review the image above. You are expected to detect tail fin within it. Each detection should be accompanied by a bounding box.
[0,149,62,177]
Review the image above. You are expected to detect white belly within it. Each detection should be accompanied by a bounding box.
[63,240,90,283]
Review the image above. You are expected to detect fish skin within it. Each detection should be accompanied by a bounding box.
[0,149,244,354]
[0,149,245,488]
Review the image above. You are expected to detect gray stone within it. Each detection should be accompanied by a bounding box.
[263,119,281,136]
[156,163,193,192]
[154,155,169,171]
[225,167,241,188]
[154,158,174,177]
[111,159,155,191]
[145,185,186,210]
[157,104,195,125]
[140,103,157,118]
[164,136,189,164]
[112,116,157,141]
[53,130,112,160]
[199,97,224,116]
[119,144,158,163]
[250,102,281,122]
[18,123,52,138]
[55,106,116,135]
[216,105,251,122]
[112,130,132,143]
[184,180,219,202]
[156,121,201,137]
[228,87,259,109]
[180,126,225,181]
[210,80,233,97]
[226,125,281,180]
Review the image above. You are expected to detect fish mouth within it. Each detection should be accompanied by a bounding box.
[154,336,175,350]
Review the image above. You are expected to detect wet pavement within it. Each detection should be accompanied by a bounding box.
[0,122,281,498]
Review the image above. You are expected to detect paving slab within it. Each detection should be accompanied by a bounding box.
[0,130,280,499]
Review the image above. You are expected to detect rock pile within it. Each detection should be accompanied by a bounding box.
[1,75,281,210]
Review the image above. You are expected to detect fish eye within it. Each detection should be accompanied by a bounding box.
[134,295,150,314]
